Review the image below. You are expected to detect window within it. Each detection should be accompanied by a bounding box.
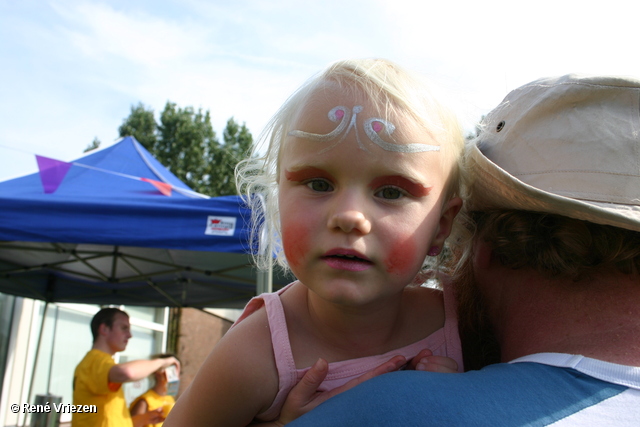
[0,293,16,398]
[23,302,168,424]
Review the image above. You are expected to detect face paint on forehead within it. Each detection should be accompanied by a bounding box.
[287,105,440,154]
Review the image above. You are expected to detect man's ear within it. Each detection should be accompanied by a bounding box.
[473,240,493,270]
[430,197,463,250]
[98,322,110,337]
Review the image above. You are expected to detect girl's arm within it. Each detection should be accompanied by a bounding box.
[266,351,459,425]
[164,309,279,427]
[257,355,407,426]
[409,348,460,372]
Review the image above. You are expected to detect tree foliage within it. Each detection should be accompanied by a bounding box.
[118,103,157,149]
[156,102,217,193]
[118,102,253,196]
[84,137,101,153]
[213,117,253,196]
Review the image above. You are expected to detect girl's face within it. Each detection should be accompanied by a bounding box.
[278,87,461,307]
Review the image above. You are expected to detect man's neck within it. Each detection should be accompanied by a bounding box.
[496,268,640,366]
[92,340,116,356]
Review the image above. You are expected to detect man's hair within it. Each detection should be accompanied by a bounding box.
[451,209,640,370]
[465,210,640,280]
[90,307,128,343]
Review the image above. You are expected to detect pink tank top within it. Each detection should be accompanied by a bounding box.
[232,279,463,421]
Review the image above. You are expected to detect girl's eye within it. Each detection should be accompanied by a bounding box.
[307,179,332,192]
[376,187,403,200]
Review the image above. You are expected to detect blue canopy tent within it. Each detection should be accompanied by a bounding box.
[0,137,289,308]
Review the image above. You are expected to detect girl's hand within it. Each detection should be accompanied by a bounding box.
[272,355,407,425]
[408,349,459,373]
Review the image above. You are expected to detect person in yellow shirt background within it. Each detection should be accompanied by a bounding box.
[129,354,180,427]
[72,308,180,427]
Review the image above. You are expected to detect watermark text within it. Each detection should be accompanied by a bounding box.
[10,403,97,414]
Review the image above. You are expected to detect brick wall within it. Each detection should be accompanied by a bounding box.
[175,308,232,397]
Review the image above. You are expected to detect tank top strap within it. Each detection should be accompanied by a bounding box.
[256,282,300,420]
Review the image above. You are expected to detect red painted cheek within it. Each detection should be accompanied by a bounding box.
[282,223,310,268]
[384,237,419,275]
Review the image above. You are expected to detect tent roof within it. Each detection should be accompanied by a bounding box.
[0,137,289,307]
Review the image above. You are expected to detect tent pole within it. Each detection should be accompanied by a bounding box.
[22,300,48,427]
[256,261,273,295]
[256,195,273,295]
[267,257,273,293]
[46,306,59,394]
[22,274,56,426]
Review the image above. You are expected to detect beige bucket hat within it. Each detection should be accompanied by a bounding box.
[466,74,640,233]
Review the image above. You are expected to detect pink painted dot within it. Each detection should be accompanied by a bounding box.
[372,121,383,132]
[335,109,344,120]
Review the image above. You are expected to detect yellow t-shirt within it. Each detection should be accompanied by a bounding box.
[129,389,175,427]
[72,349,133,427]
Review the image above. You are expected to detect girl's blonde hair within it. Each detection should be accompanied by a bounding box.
[236,58,464,271]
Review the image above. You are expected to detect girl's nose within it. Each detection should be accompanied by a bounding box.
[327,194,372,235]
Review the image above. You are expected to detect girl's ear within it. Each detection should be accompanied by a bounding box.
[430,197,463,252]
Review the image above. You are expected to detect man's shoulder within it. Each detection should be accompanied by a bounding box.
[74,349,117,390]
[76,349,114,368]
[289,361,638,426]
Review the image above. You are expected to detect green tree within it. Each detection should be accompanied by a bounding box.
[84,137,101,153]
[156,102,219,194]
[118,103,158,150]
[209,117,254,196]
[118,101,253,196]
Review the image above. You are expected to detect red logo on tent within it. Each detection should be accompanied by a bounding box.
[205,216,236,236]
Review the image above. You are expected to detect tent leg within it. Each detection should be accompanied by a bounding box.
[256,262,272,295]
[22,301,48,427]
[46,306,59,394]
[256,203,273,295]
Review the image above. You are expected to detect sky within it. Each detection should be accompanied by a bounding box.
[1,0,639,182]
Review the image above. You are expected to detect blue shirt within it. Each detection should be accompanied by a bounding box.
[289,353,640,426]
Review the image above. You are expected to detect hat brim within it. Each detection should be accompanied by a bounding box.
[467,143,640,233]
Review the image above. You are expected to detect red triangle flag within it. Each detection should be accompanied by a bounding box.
[140,177,172,196]
[36,155,72,194]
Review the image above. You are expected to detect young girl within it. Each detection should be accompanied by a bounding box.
[165,58,465,426]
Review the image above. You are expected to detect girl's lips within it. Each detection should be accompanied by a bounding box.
[323,248,370,260]
[321,249,372,271]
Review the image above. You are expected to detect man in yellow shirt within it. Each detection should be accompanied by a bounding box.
[72,308,180,427]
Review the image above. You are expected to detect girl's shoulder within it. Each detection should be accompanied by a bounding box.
[231,281,297,327]
[170,292,280,425]
[224,282,308,366]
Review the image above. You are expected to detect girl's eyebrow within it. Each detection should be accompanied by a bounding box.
[369,175,432,197]
[284,166,333,182]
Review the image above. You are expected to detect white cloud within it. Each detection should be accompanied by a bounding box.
[51,1,212,66]
[2,0,640,182]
